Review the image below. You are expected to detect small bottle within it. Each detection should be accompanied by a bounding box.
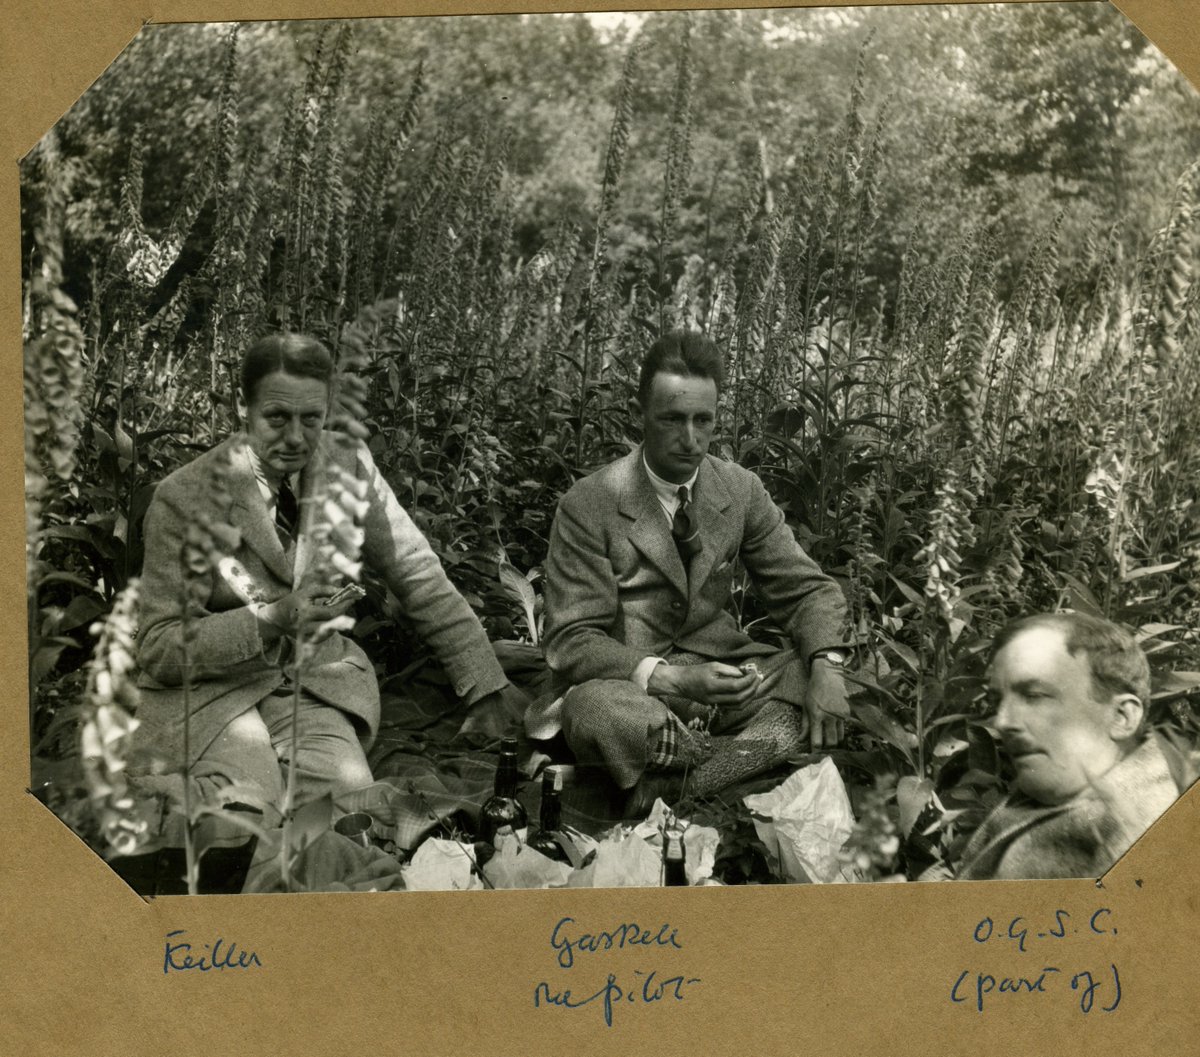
[528,766,570,863]
[663,829,688,887]
[479,736,529,847]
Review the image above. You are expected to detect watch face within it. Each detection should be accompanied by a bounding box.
[818,650,847,666]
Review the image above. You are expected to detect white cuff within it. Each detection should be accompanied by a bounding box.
[633,656,666,692]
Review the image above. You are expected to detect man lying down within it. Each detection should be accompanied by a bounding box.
[939,611,1197,881]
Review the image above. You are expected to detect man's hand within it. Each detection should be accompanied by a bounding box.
[648,661,762,708]
[257,581,359,639]
[806,659,850,749]
[456,684,531,741]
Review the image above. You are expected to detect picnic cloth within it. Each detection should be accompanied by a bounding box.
[363,642,641,842]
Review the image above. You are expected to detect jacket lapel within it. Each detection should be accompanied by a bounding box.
[227,434,293,585]
[686,457,735,595]
[619,449,688,597]
[291,436,333,587]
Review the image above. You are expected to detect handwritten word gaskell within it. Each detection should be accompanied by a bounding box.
[549,916,683,970]
[163,930,263,974]
[536,917,698,1027]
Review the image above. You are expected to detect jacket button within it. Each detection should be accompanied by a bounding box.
[671,601,682,610]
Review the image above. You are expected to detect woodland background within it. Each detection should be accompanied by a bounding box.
[21,3,1200,882]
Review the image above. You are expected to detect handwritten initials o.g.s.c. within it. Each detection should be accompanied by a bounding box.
[972,909,1114,952]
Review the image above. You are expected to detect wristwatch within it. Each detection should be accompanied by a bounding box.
[811,649,849,668]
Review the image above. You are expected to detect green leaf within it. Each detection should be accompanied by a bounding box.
[897,775,934,838]
[848,700,917,766]
[1122,561,1182,582]
[498,561,539,646]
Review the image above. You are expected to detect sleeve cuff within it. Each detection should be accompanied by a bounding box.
[632,656,666,692]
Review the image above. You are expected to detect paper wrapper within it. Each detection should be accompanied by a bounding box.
[483,833,573,889]
[631,798,720,886]
[742,757,856,883]
[399,838,483,891]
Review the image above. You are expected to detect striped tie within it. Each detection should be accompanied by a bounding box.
[672,485,702,562]
[275,474,299,540]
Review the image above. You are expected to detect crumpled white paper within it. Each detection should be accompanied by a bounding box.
[399,838,483,891]
[566,831,663,888]
[631,798,721,886]
[484,832,574,889]
[742,757,856,883]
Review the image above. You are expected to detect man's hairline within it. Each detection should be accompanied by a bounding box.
[992,623,1146,726]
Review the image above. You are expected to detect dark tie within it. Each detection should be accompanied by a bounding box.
[672,485,702,563]
[275,474,299,539]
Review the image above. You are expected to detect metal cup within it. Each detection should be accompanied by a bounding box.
[333,812,374,849]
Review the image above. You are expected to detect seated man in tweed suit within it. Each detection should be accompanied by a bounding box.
[134,333,528,815]
[533,330,851,813]
[954,612,1196,880]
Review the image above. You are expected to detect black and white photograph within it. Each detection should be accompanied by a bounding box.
[21,1,1200,895]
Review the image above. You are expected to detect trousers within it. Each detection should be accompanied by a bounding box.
[195,686,375,813]
[560,649,809,791]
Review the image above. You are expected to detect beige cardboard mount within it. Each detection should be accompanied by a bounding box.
[2,3,1197,1055]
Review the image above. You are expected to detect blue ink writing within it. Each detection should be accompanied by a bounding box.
[549,916,683,970]
[1072,965,1121,1013]
[951,968,1060,1011]
[534,972,702,1027]
[163,930,262,974]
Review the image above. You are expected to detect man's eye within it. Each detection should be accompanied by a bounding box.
[302,414,323,426]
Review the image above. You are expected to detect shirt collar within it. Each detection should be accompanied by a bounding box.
[641,450,698,505]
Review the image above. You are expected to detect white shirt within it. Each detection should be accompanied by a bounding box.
[632,454,700,690]
[642,453,698,524]
[246,446,298,523]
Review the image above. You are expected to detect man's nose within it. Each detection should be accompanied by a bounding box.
[681,422,699,449]
[284,418,303,444]
[993,694,1019,732]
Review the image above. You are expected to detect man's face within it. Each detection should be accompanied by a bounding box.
[987,626,1129,805]
[240,371,329,477]
[638,371,718,484]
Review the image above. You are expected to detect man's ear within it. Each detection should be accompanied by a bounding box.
[235,389,248,425]
[1110,693,1144,741]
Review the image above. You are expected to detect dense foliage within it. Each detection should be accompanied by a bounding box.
[22,7,1200,882]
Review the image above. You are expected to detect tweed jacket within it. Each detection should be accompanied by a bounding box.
[957,733,1193,881]
[134,430,508,768]
[542,448,847,690]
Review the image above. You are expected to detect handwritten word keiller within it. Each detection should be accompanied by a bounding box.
[163,930,263,974]
[549,916,683,970]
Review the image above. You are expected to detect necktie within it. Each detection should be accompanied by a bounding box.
[275,474,299,539]
[672,485,703,562]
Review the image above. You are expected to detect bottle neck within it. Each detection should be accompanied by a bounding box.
[540,788,562,830]
[494,754,519,799]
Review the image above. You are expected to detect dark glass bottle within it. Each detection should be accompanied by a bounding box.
[663,829,688,887]
[528,766,570,863]
[479,737,529,847]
